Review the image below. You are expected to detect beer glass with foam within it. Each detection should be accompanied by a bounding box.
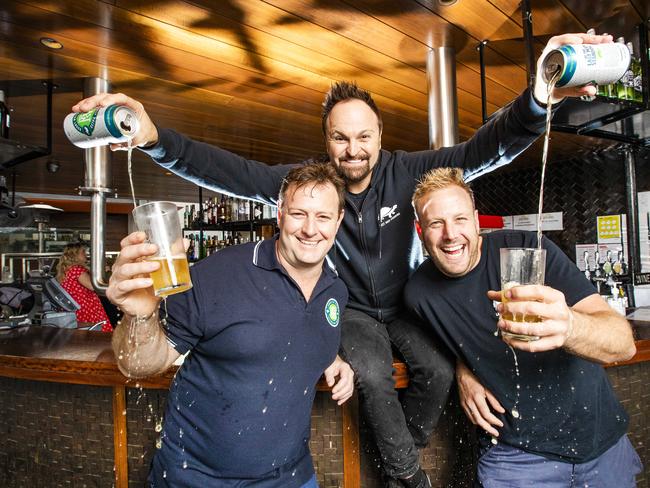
[499,248,546,341]
[132,201,192,297]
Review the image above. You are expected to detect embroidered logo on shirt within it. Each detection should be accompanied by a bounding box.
[325,298,340,327]
[380,204,400,227]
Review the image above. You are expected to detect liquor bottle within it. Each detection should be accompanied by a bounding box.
[187,235,195,261]
[0,90,9,139]
[218,195,226,224]
[231,197,238,222]
[631,43,643,103]
[254,202,263,220]
[198,234,206,260]
[238,199,248,221]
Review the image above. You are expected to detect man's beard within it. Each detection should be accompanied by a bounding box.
[336,158,372,184]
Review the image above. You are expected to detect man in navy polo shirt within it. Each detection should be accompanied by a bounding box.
[108,163,354,487]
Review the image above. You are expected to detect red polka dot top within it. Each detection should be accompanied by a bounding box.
[61,265,112,332]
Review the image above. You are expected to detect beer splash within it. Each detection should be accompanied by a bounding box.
[537,69,561,249]
[496,69,561,430]
[127,137,137,208]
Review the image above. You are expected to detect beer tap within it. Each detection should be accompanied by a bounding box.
[583,251,592,282]
[602,250,613,277]
[591,250,606,294]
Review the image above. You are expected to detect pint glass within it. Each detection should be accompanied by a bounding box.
[499,248,546,341]
[132,201,192,297]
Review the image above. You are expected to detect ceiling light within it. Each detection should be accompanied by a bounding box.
[437,0,458,5]
[40,37,63,50]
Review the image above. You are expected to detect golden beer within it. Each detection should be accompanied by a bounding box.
[500,282,541,342]
[147,255,192,297]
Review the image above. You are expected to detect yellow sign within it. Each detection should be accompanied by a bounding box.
[597,215,621,240]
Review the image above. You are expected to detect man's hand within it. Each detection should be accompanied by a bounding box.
[71,93,159,149]
[534,32,614,105]
[324,355,354,405]
[489,285,572,353]
[107,231,162,318]
[456,361,504,437]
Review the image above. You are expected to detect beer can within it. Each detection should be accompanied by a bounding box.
[63,105,139,148]
[542,43,631,88]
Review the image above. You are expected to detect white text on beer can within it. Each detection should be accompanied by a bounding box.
[63,105,139,148]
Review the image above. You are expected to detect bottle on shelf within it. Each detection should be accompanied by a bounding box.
[187,234,196,261]
[631,42,643,103]
[615,39,635,101]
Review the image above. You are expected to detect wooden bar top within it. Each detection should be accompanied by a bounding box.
[0,318,648,389]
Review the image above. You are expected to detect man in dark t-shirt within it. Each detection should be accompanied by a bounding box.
[404,168,642,487]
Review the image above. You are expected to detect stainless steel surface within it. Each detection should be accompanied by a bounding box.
[81,77,112,294]
[426,47,459,149]
[624,146,639,292]
[0,252,62,283]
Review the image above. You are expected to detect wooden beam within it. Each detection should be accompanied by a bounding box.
[112,385,129,488]
[342,394,360,488]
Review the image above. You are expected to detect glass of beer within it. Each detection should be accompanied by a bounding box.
[499,248,546,342]
[132,201,192,297]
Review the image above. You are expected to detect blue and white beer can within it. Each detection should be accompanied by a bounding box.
[542,43,631,88]
[64,104,139,148]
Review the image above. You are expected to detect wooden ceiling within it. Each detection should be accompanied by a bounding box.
[0,0,647,203]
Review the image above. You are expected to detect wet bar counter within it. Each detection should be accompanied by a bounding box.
[0,323,648,487]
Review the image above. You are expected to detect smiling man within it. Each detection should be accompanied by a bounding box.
[74,30,613,486]
[109,163,353,488]
[405,168,641,487]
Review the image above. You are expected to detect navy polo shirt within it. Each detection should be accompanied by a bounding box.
[151,237,347,487]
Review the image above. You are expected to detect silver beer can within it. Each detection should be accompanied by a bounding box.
[63,105,139,148]
[542,43,631,88]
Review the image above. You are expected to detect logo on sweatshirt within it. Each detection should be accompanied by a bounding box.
[380,204,400,227]
[325,298,340,327]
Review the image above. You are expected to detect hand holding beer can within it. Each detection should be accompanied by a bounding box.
[64,104,139,148]
[132,201,192,298]
[542,42,630,88]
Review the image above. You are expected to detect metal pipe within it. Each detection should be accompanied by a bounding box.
[80,77,112,293]
[624,147,639,296]
[90,192,108,291]
[477,40,488,124]
[521,0,536,90]
[426,46,459,149]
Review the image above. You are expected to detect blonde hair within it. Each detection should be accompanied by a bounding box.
[56,242,87,282]
[412,167,475,218]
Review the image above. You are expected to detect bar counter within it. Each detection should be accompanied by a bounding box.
[0,320,648,487]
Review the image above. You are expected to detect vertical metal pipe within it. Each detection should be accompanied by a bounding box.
[45,81,53,153]
[521,0,536,90]
[426,46,459,149]
[624,147,638,303]
[477,40,488,124]
[81,77,112,293]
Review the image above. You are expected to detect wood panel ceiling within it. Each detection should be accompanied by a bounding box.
[0,0,646,203]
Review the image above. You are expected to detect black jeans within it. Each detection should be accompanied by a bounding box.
[339,309,454,479]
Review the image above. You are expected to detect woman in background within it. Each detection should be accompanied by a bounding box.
[56,242,112,332]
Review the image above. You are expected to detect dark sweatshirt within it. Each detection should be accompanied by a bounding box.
[143,88,548,322]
